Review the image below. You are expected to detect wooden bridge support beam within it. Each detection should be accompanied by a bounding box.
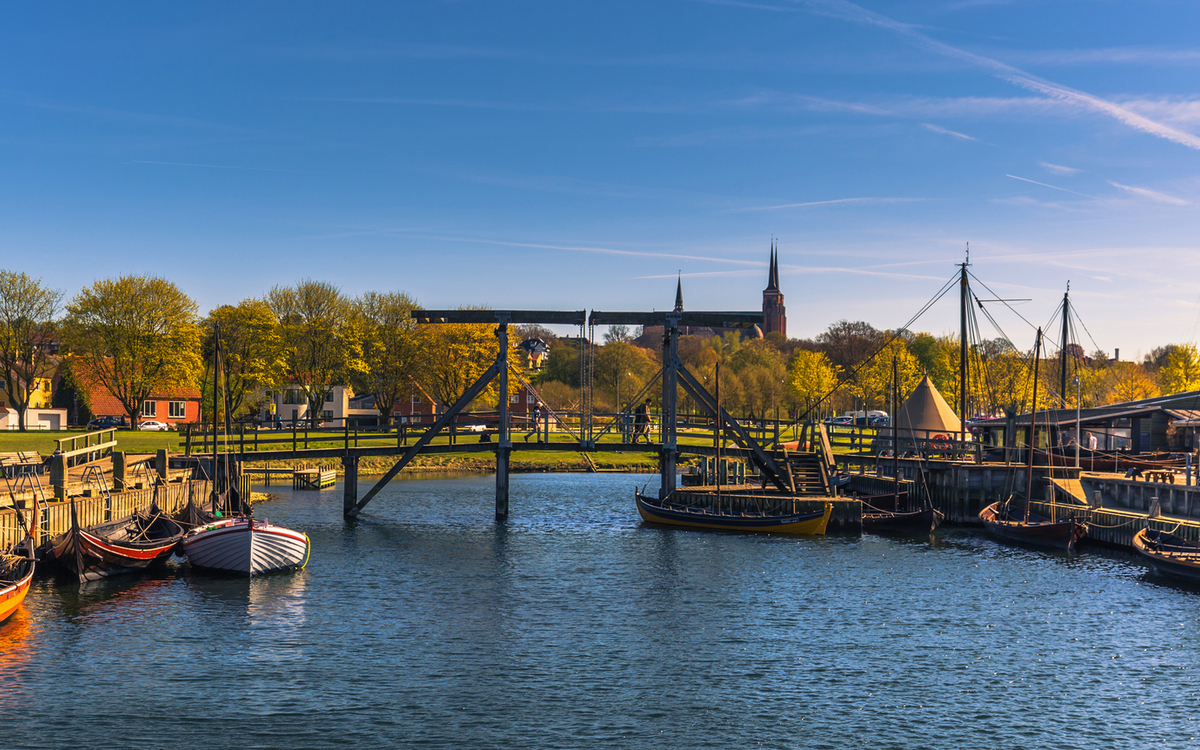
[343,453,358,517]
[496,317,511,522]
[660,313,680,500]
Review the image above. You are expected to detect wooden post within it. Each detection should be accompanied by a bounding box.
[156,449,168,482]
[343,453,358,517]
[660,313,679,500]
[185,424,192,456]
[496,317,511,522]
[50,453,66,501]
[113,451,127,492]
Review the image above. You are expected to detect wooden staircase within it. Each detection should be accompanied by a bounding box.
[780,451,833,496]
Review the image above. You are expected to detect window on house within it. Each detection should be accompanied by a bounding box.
[411,395,421,404]
[527,395,536,404]
[284,389,303,405]
[321,410,333,420]
[168,401,186,419]
[511,395,520,404]
[42,381,49,392]
[325,393,334,403]
[143,401,157,418]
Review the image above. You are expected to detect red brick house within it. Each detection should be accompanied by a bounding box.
[76,374,202,427]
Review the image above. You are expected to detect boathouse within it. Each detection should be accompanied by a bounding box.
[973,390,1200,456]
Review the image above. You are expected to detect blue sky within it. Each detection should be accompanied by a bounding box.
[3,1,1200,356]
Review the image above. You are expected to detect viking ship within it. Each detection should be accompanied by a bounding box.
[0,494,38,624]
[45,500,184,582]
[1133,529,1200,583]
[635,490,832,535]
[980,328,1088,552]
[181,322,310,576]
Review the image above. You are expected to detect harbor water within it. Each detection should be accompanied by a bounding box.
[3,472,1200,749]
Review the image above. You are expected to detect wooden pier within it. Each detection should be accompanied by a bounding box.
[293,467,336,490]
[0,479,205,552]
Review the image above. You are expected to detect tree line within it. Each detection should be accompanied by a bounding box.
[0,273,518,430]
[0,270,1195,431]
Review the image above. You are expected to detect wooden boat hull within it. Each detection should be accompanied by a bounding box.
[863,506,945,534]
[635,492,831,535]
[0,557,35,625]
[182,518,310,576]
[1047,449,1185,473]
[1133,529,1200,583]
[979,502,1087,551]
[46,512,185,582]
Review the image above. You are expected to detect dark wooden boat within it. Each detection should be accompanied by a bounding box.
[45,499,185,582]
[861,492,945,533]
[635,491,831,535]
[980,501,1087,551]
[1133,529,1200,583]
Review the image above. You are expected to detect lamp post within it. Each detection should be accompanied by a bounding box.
[1074,375,1081,469]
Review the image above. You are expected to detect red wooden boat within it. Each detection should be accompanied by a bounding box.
[46,498,185,582]
[0,494,38,624]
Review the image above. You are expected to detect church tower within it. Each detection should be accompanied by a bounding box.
[762,240,786,337]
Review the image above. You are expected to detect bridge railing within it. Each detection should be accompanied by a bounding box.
[181,411,805,456]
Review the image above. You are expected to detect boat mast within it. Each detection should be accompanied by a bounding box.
[1059,282,1070,409]
[1026,328,1042,525]
[959,248,970,451]
[892,355,900,511]
[715,361,721,512]
[210,323,221,517]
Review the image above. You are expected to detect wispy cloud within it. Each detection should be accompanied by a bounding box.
[920,122,978,141]
[786,0,1200,151]
[1040,162,1081,176]
[1005,47,1200,67]
[1004,174,1093,197]
[727,91,1072,120]
[727,197,923,212]
[1108,181,1190,206]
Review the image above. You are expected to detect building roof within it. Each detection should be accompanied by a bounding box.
[973,390,1200,428]
[73,365,201,417]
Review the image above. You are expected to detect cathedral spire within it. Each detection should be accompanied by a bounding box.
[766,239,779,291]
[674,274,684,312]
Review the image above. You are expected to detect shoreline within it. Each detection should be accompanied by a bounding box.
[246,452,666,479]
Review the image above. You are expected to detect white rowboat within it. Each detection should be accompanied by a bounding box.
[182,518,310,576]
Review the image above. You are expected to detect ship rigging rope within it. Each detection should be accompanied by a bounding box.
[794,272,960,423]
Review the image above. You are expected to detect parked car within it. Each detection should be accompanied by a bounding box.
[137,420,170,431]
[86,416,128,430]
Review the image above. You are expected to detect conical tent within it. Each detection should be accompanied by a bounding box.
[895,376,964,434]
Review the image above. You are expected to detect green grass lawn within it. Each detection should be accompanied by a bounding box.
[0,429,183,456]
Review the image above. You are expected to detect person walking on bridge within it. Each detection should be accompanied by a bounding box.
[633,399,652,444]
